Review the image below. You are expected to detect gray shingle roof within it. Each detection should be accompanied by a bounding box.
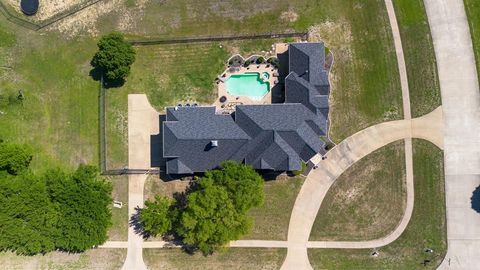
[163,42,330,174]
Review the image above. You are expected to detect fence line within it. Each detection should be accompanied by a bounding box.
[99,77,107,174]
[102,168,162,176]
[128,31,308,46]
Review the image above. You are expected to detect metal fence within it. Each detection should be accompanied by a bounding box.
[99,77,107,174]
[128,31,308,46]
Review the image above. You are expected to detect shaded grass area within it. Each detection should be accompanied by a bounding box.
[0,249,126,270]
[143,248,286,270]
[465,0,480,80]
[308,140,446,269]
[394,0,441,117]
[107,176,128,241]
[310,141,406,241]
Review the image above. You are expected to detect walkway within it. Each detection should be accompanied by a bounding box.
[120,95,160,270]
[423,0,480,269]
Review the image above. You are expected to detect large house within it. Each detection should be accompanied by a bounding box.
[162,42,330,174]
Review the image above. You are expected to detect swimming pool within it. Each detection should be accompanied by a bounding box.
[225,72,270,100]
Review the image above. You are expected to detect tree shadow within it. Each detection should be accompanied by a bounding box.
[129,206,150,239]
[89,66,125,89]
[471,185,480,213]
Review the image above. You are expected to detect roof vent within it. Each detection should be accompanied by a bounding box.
[174,106,178,110]
[211,140,218,147]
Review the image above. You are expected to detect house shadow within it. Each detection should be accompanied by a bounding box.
[471,185,480,213]
[151,114,166,168]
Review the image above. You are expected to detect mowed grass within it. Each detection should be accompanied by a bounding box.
[0,20,99,171]
[465,0,480,80]
[394,0,441,117]
[143,248,286,270]
[309,0,402,142]
[244,177,304,240]
[310,141,406,241]
[308,140,446,269]
[107,176,128,241]
[0,249,126,270]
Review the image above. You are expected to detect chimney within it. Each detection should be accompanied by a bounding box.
[211,140,218,147]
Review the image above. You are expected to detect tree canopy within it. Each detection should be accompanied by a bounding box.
[0,148,112,255]
[139,161,264,255]
[91,32,136,81]
[0,142,32,175]
[140,196,174,237]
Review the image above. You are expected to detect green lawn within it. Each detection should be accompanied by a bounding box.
[465,0,480,80]
[143,248,286,270]
[244,177,304,240]
[310,141,406,241]
[308,140,446,269]
[0,22,99,171]
[107,176,128,241]
[394,0,441,117]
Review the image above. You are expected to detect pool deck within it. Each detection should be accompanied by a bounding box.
[214,64,279,113]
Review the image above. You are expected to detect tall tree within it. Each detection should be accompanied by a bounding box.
[140,196,174,237]
[203,161,264,213]
[177,178,251,254]
[44,165,112,252]
[91,32,136,81]
[0,172,57,255]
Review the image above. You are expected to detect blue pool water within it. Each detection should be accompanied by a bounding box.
[225,72,270,100]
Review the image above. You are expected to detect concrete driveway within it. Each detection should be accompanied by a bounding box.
[424,0,480,269]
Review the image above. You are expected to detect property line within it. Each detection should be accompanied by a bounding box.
[127,31,308,46]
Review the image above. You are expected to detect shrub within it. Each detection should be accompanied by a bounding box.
[0,143,33,175]
[256,57,265,64]
[292,161,307,176]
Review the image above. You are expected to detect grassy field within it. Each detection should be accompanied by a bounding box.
[310,141,406,241]
[0,18,99,171]
[394,0,441,117]
[465,0,480,80]
[143,248,286,270]
[0,249,126,270]
[308,140,446,269]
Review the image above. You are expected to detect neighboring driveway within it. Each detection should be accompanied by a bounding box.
[424,0,480,269]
